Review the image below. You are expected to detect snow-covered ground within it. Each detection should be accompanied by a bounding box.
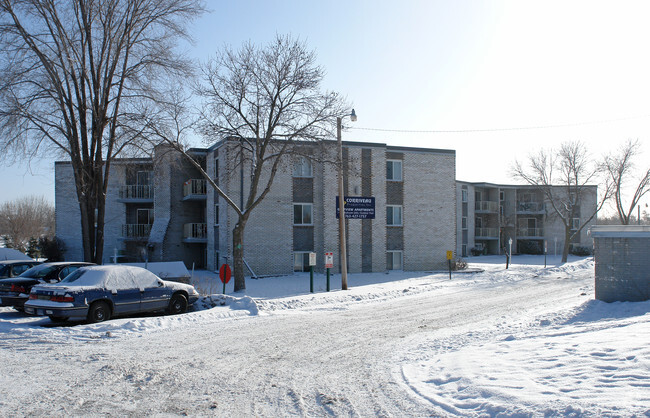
[1,255,648,416]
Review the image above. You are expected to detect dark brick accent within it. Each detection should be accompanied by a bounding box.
[293,177,313,203]
[386,151,404,160]
[293,226,314,251]
[386,227,403,251]
[361,148,373,272]
[386,182,403,205]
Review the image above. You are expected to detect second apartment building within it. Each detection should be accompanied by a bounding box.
[456,181,597,257]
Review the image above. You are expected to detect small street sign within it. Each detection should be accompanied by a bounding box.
[325,252,334,269]
[446,251,453,260]
[309,252,317,266]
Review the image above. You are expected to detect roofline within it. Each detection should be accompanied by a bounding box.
[457,180,598,189]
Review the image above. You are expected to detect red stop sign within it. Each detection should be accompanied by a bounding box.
[219,264,232,284]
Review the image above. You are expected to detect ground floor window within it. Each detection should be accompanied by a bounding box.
[293,252,312,272]
[386,251,403,270]
[462,244,467,257]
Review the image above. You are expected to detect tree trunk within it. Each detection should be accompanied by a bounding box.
[232,219,247,292]
[561,229,571,263]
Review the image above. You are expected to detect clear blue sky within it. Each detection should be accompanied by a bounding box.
[3,0,650,206]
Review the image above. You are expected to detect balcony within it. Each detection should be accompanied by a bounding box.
[183,179,207,201]
[121,224,152,240]
[475,201,499,213]
[517,228,545,238]
[183,223,207,243]
[475,227,499,239]
[118,185,153,202]
[517,202,545,213]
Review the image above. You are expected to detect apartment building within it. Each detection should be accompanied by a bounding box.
[56,139,457,275]
[456,181,597,257]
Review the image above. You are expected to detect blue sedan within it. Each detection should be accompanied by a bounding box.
[24,265,200,323]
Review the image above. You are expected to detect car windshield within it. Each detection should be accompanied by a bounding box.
[0,266,7,277]
[19,265,57,279]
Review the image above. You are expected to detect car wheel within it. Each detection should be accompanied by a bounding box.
[168,293,188,315]
[87,301,111,323]
[49,316,68,323]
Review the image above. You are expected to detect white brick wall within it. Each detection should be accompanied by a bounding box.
[403,152,456,270]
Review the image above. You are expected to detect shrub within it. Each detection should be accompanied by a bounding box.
[570,245,592,256]
[470,247,483,256]
[518,240,543,255]
[450,258,468,271]
[38,236,66,261]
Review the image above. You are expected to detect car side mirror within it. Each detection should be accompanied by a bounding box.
[158,280,164,287]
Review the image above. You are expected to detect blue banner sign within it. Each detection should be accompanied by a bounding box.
[336,196,375,219]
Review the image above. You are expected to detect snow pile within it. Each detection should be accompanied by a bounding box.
[1,255,649,415]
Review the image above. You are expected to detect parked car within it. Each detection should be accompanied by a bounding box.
[24,265,200,323]
[0,260,42,279]
[0,262,94,311]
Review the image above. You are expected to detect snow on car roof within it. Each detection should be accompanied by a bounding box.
[61,265,160,290]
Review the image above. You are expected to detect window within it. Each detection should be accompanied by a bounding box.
[571,218,580,230]
[293,252,311,272]
[462,244,467,258]
[386,160,402,181]
[386,205,402,226]
[293,203,313,225]
[137,208,153,225]
[136,171,152,185]
[475,191,482,202]
[214,204,219,226]
[214,158,219,180]
[461,189,468,202]
[386,251,403,270]
[293,157,313,177]
[500,191,505,201]
[462,217,468,230]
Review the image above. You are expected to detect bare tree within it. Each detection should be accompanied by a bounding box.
[145,35,347,291]
[0,0,205,263]
[0,195,54,253]
[603,139,650,225]
[513,141,612,262]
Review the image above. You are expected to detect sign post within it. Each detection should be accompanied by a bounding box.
[446,251,453,280]
[507,238,513,269]
[325,252,333,292]
[309,252,316,293]
[219,263,232,294]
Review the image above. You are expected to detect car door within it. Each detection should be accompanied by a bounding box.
[140,279,171,312]
[106,276,141,315]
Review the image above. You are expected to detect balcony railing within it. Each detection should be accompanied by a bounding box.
[517,202,545,213]
[183,179,207,198]
[475,227,499,237]
[183,223,207,240]
[475,201,499,212]
[119,185,153,200]
[122,224,152,239]
[517,228,544,237]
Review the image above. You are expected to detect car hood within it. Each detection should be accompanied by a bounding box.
[161,280,198,295]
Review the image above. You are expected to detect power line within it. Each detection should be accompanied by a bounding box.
[349,114,650,134]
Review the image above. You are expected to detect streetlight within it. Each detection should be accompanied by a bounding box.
[337,109,357,290]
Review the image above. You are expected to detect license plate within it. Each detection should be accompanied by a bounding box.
[37,295,50,300]
[37,309,45,316]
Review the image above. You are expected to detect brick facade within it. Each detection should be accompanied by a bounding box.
[55,139,457,275]
[592,226,650,302]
